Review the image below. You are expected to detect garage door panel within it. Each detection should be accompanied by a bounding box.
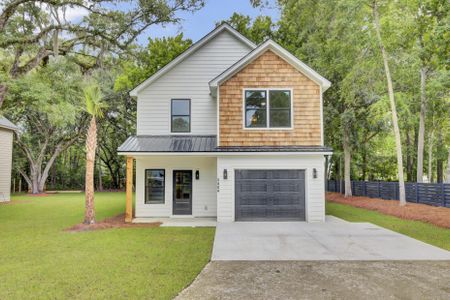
[236,170,269,180]
[235,169,306,221]
[272,181,303,193]
[239,195,269,206]
[237,182,268,193]
[272,194,301,205]
[271,170,304,179]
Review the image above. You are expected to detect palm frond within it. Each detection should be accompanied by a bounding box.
[83,84,107,118]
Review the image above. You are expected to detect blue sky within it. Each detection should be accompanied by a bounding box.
[137,0,280,44]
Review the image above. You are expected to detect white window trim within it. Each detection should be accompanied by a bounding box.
[242,88,294,130]
[169,98,192,135]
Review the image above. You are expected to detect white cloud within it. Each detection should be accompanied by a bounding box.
[62,6,89,21]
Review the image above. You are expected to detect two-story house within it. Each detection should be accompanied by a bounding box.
[118,23,332,223]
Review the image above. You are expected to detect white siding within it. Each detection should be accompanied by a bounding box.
[136,30,252,135]
[216,155,326,223]
[0,129,14,201]
[135,156,217,217]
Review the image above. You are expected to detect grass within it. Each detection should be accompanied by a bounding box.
[326,201,450,251]
[0,192,215,300]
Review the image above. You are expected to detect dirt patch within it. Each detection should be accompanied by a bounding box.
[327,192,450,229]
[65,214,161,232]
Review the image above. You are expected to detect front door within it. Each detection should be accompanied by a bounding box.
[173,170,192,215]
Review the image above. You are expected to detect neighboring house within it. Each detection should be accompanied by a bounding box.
[0,117,18,202]
[118,23,332,223]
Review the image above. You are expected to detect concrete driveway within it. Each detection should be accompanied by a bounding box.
[212,216,450,260]
[177,261,450,300]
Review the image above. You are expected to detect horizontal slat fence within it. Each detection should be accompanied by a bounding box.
[327,180,450,208]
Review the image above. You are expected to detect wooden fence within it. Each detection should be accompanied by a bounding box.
[327,180,450,208]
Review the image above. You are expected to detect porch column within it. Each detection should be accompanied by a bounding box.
[125,156,134,223]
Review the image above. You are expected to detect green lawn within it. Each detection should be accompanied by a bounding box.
[326,201,450,251]
[0,192,215,300]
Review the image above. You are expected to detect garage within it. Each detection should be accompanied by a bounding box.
[235,169,306,221]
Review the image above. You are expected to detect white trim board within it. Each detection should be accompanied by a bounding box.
[209,40,331,96]
[129,23,256,97]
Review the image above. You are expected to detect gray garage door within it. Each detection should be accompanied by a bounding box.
[235,169,305,221]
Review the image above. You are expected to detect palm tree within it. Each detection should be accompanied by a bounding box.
[83,84,106,224]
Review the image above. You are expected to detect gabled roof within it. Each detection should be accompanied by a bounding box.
[209,39,331,95]
[129,23,256,97]
[0,117,18,131]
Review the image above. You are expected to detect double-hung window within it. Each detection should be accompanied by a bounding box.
[245,89,292,128]
[145,169,165,204]
[171,99,190,132]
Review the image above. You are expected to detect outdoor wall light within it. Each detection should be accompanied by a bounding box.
[195,170,200,180]
[313,168,318,179]
[223,169,228,180]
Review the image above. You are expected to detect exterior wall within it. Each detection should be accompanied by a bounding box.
[219,50,322,146]
[136,30,252,135]
[216,155,325,222]
[0,128,14,201]
[135,156,217,217]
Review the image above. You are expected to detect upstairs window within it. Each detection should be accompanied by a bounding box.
[171,99,190,132]
[245,89,292,128]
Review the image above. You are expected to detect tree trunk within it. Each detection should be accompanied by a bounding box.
[406,130,413,181]
[343,127,352,197]
[372,1,406,206]
[98,158,103,192]
[427,130,434,183]
[416,67,427,182]
[0,84,7,109]
[84,117,97,224]
[436,130,443,183]
[445,148,450,183]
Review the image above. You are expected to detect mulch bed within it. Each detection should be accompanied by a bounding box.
[326,192,450,229]
[65,214,161,232]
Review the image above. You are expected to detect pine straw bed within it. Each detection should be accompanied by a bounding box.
[65,214,161,232]
[326,192,450,229]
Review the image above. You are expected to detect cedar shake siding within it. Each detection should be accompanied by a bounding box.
[219,50,322,147]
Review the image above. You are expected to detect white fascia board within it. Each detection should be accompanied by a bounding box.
[118,151,333,157]
[129,23,256,97]
[209,40,332,95]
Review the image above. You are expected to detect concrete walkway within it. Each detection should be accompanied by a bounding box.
[176,261,450,300]
[212,216,450,260]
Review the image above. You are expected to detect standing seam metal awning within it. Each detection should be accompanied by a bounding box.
[118,135,333,153]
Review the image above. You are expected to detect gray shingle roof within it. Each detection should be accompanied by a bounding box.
[0,117,18,131]
[118,135,333,153]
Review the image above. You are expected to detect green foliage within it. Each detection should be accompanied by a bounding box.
[114,34,192,91]
[5,58,83,127]
[0,192,214,298]
[221,13,276,44]
[84,84,106,118]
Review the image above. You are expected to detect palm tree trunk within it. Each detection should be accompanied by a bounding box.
[416,66,427,182]
[84,117,97,224]
[372,1,406,206]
